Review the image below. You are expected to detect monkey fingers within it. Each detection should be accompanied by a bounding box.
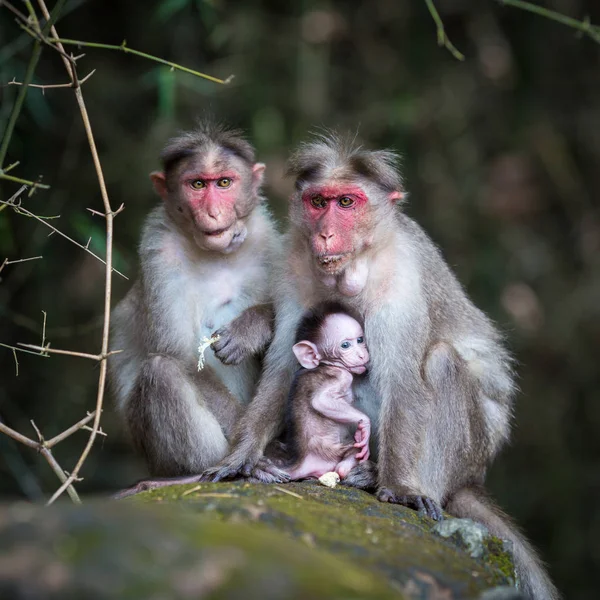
[201,457,290,484]
[377,487,444,521]
[354,444,370,462]
[247,457,291,483]
[211,327,247,365]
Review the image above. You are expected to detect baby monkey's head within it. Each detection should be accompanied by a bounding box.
[292,301,370,375]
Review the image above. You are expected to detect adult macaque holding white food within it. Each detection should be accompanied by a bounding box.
[110,120,280,487]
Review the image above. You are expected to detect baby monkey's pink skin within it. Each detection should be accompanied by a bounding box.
[286,313,371,480]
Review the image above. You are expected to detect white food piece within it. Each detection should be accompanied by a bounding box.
[318,471,340,488]
[197,334,221,371]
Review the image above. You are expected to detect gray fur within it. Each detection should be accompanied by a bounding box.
[109,124,279,476]
[209,134,558,599]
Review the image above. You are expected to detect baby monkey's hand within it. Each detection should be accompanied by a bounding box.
[354,419,371,461]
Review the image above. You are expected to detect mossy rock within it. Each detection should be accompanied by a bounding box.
[0,482,515,599]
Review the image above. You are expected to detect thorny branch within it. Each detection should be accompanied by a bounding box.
[0,411,100,504]
[0,198,128,279]
[28,0,116,506]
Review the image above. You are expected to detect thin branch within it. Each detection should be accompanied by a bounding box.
[17,342,123,361]
[12,348,19,375]
[0,171,49,189]
[0,199,128,279]
[0,420,80,503]
[498,1,600,44]
[0,342,50,357]
[8,69,96,91]
[46,37,233,84]
[40,310,47,348]
[4,255,43,265]
[39,447,81,503]
[0,421,37,448]
[424,0,465,61]
[45,411,96,448]
[0,0,68,166]
[37,0,114,506]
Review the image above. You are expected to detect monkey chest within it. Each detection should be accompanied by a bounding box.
[190,263,266,335]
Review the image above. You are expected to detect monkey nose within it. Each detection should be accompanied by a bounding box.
[319,232,334,241]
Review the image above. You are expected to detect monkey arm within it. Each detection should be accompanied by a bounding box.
[311,390,370,428]
[202,300,301,483]
[212,303,275,365]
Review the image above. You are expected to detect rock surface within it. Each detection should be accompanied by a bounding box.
[0,481,516,599]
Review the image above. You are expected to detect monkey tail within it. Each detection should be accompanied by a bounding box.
[445,486,560,600]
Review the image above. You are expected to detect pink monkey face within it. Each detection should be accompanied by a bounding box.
[319,313,369,374]
[151,154,265,254]
[301,184,372,275]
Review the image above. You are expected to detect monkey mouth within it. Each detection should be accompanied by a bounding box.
[202,226,231,237]
[316,253,351,273]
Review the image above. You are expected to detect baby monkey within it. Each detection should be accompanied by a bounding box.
[284,301,372,481]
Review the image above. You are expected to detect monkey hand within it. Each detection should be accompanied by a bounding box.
[211,324,251,365]
[377,486,443,521]
[212,304,274,365]
[353,419,371,461]
[201,456,290,484]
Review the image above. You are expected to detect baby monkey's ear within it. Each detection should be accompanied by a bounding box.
[292,341,321,369]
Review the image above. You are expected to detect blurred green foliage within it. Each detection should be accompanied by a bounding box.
[1,1,599,598]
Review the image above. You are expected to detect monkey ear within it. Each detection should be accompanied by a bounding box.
[388,190,405,204]
[292,341,321,369]
[150,171,168,201]
[252,163,266,191]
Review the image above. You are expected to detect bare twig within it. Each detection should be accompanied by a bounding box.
[0,342,50,357]
[45,37,233,84]
[37,0,115,506]
[0,0,68,166]
[45,411,96,448]
[40,310,47,347]
[0,419,83,503]
[12,348,19,375]
[424,0,465,61]
[4,255,43,266]
[8,69,96,91]
[498,0,600,45]
[274,485,304,499]
[17,342,123,361]
[0,171,49,189]
[0,199,128,279]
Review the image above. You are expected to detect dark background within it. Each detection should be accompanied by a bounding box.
[1,1,599,598]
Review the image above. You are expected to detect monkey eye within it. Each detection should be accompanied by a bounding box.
[311,195,327,209]
[357,336,364,344]
[216,178,232,188]
[190,180,205,190]
[340,341,351,350]
[338,196,354,208]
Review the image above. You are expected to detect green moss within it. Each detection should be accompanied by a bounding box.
[133,481,516,598]
[483,537,517,583]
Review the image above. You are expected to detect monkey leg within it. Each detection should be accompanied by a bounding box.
[378,341,486,519]
[126,354,230,477]
[420,341,491,496]
[377,341,484,522]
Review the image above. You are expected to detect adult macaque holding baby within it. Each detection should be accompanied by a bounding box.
[285,302,373,483]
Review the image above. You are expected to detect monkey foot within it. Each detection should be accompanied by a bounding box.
[201,457,291,484]
[377,487,443,521]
